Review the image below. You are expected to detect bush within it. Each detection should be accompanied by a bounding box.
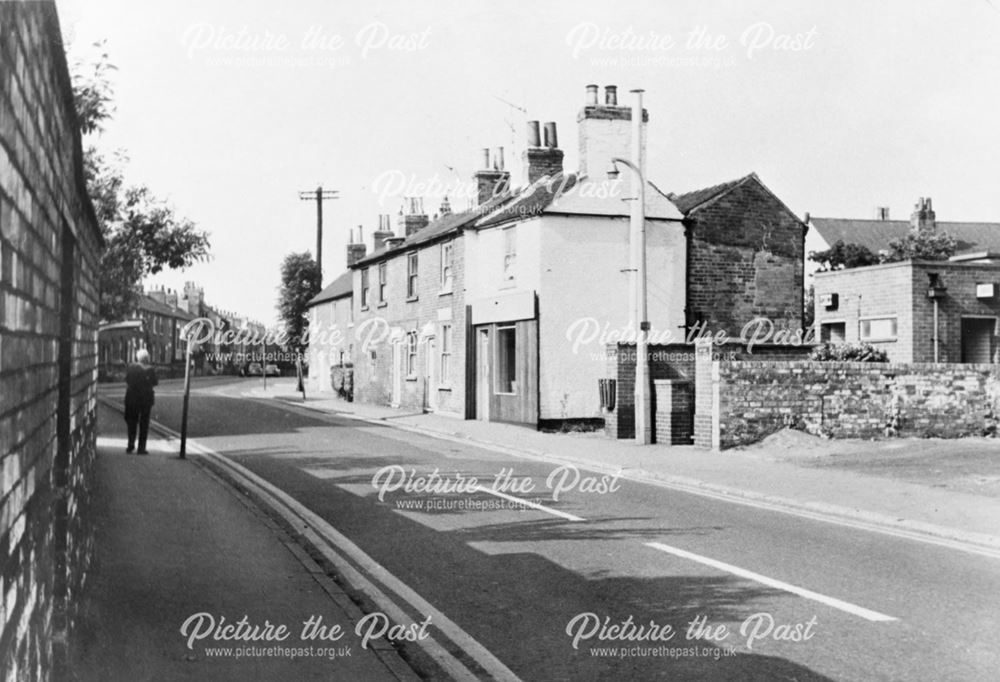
[809,343,889,362]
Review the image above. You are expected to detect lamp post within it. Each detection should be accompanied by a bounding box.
[608,88,651,445]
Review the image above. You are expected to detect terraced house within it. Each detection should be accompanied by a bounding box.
[342,84,805,430]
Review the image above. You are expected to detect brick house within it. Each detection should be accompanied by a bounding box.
[344,84,805,429]
[0,2,102,676]
[351,201,485,417]
[306,229,366,393]
[806,197,1000,279]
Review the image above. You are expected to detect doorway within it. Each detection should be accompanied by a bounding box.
[477,328,490,420]
[961,317,996,363]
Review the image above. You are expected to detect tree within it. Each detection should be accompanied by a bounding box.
[808,240,880,272]
[71,44,211,320]
[277,252,321,353]
[884,228,957,262]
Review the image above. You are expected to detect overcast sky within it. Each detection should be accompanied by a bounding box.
[56,0,1000,325]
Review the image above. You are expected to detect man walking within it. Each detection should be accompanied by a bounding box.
[124,348,158,454]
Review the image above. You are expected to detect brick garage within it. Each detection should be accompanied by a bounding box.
[695,358,1000,449]
[815,260,1000,363]
[0,3,102,679]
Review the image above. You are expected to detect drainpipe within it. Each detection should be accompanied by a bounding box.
[933,298,939,363]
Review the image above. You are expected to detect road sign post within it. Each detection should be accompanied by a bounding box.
[180,332,193,459]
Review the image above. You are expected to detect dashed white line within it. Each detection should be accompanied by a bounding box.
[645,541,898,623]
[475,485,586,522]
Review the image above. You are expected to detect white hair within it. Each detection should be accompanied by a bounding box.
[136,349,150,363]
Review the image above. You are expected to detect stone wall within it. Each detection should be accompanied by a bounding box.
[698,359,1000,449]
[605,341,811,442]
[0,3,102,679]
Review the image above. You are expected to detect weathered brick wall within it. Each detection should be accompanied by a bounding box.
[711,361,1000,449]
[606,341,810,441]
[686,176,805,336]
[0,3,102,679]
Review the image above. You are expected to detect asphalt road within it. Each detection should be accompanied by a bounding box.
[107,377,1000,681]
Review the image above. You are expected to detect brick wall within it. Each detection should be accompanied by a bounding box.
[686,176,805,336]
[702,360,1000,449]
[605,341,810,442]
[0,3,102,679]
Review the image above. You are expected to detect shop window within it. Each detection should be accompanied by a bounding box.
[496,326,516,394]
[860,317,897,341]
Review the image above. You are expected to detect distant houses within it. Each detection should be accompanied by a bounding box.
[308,84,807,428]
[98,282,266,379]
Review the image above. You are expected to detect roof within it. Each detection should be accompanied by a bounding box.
[308,270,353,307]
[809,218,1000,254]
[475,172,685,229]
[668,176,749,214]
[352,207,486,268]
[137,295,196,320]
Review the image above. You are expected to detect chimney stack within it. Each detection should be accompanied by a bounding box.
[910,197,936,231]
[577,82,648,178]
[346,224,367,266]
[523,120,564,184]
[165,288,178,308]
[473,146,510,205]
[398,197,429,236]
[439,195,452,216]
[875,206,890,221]
[372,214,394,252]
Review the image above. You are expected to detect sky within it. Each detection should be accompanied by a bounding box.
[56,0,1000,325]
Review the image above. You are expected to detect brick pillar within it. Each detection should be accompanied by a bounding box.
[654,379,693,444]
[693,339,718,449]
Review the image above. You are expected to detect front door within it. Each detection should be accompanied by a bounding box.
[961,318,996,363]
[425,337,437,410]
[477,328,490,420]
[391,340,402,406]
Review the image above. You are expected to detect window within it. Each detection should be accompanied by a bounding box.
[378,262,387,303]
[406,331,418,377]
[503,227,516,281]
[860,317,897,341]
[407,252,419,299]
[361,268,370,308]
[496,326,516,394]
[441,242,454,292]
[440,324,452,384]
[820,322,846,344]
[369,349,377,378]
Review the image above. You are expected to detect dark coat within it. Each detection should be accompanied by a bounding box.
[124,363,158,415]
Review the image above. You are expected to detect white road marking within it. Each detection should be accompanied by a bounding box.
[475,485,586,523]
[128,411,522,682]
[645,541,898,623]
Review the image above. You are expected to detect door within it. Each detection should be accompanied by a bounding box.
[425,337,437,410]
[477,328,490,420]
[391,340,402,406]
[961,318,995,363]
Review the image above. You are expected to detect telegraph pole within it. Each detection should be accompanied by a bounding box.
[298,185,338,281]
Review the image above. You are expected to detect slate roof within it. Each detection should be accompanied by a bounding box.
[307,270,353,307]
[137,295,195,320]
[810,218,1000,254]
[351,206,489,268]
[668,175,750,215]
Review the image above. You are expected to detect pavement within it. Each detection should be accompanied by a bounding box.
[245,380,1000,557]
[69,402,419,682]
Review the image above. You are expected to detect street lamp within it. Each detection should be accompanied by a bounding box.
[607,88,651,445]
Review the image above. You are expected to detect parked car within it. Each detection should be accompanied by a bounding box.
[244,362,263,376]
[264,363,280,377]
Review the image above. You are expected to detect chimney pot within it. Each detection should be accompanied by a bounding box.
[605,85,618,106]
[543,122,558,149]
[481,148,491,170]
[496,147,505,171]
[585,84,599,106]
[526,121,541,148]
